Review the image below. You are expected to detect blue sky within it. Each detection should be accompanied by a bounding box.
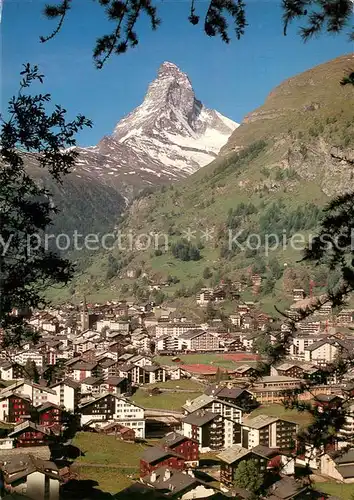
[2,0,353,145]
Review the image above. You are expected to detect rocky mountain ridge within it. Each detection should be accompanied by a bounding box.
[63,54,354,306]
[32,62,237,236]
[72,61,238,198]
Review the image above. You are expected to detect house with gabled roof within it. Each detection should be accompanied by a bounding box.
[321,447,354,483]
[218,444,279,487]
[305,338,354,365]
[160,431,199,466]
[70,361,101,381]
[1,454,61,500]
[204,384,258,412]
[140,446,185,477]
[241,414,298,452]
[100,376,129,396]
[35,402,62,428]
[0,392,32,423]
[80,376,104,396]
[183,394,243,425]
[0,361,23,381]
[2,381,57,408]
[79,393,145,438]
[8,421,52,447]
[140,466,224,498]
[266,476,312,500]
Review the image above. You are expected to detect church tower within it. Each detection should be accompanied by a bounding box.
[80,296,89,331]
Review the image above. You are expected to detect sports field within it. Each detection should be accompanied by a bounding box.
[155,352,260,371]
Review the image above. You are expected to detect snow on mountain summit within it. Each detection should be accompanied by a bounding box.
[112,61,238,175]
[72,62,238,199]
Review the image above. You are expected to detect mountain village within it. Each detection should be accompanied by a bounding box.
[1,279,354,500]
[2,2,354,496]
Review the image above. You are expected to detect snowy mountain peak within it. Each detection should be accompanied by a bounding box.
[116,61,193,123]
[158,61,189,80]
[74,63,238,200]
[111,62,238,172]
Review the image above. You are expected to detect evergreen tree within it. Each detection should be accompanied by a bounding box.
[268,257,283,280]
[252,257,266,275]
[261,277,276,296]
[106,254,120,280]
[205,301,217,320]
[43,360,65,385]
[215,367,223,383]
[171,240,201,261]
[0,65,91,348]
[203,267,212,280]
[40,1,352,70]
[234,459,264,494]
[24,359,40,383]
[150,289,165,305]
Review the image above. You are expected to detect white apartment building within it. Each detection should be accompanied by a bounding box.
[241,415,298,450]
[97,320,130,333]
[41,322,58,333]
[79,393,145,438]
[196,288,214,306]
[230,314,241,327]
[155,322,201,338]
[14,351,44,368]
[0,363,17,381]
[304,340,339,364]
[50,380,80,411]
[288,336,318,359]
[339,403,354,445]
[4,380,57,407]
[131,334,151,351]
[156,335,179,352]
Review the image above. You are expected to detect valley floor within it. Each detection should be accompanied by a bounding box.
[71,432,354,499]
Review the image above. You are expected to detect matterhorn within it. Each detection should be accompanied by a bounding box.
[73,61,238,197]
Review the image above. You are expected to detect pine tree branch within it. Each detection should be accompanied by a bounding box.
[40,0,72,43]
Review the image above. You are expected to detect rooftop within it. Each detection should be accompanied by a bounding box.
[140,446,181,464]
[142,466,200,495]
[217,445,250,464]
[242,414,279,429]
[161,432,197,448]
[183,410,219,427]
[1,454,59,483]
[182,394,214,413]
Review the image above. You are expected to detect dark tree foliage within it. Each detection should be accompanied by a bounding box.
[259,201,322,241]
[171,240,201,261]
[234,459,265,494]
[41,0,353,68]
[0,65,91,347]
[24,359,40,384]
[303,178,354,312]
[43,359,65,384]
[106,254,121,280]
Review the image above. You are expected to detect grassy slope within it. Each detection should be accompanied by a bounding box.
[130,388,202,410]
[315,482,354,500]
[73,432,151,466]
[72,433,160,494]
[142,378,205,390]
[249,403,312,428]
[59,55,354,307]
[76,466,134,494]
[155,354,259,369]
